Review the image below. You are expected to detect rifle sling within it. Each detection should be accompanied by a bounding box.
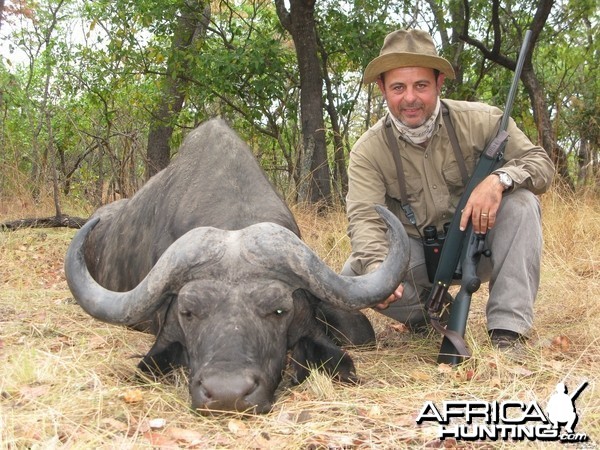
[383,118,412,222]
[430,317,471,358]
[441,102,469,185]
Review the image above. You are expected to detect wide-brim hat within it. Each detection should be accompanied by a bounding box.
[363,29,456,84]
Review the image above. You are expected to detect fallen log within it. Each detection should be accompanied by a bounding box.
[1,215,88,231]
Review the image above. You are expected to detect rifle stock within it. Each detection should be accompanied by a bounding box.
[428,30,533,364]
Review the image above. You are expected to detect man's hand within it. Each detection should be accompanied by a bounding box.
[459,174,505,234]
[375,283,404,310]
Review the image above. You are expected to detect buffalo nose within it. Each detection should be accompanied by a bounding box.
[193,371,269,414]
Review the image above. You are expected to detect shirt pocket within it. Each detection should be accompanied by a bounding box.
[442,160,464,188]
[442,153,475,189]
[385,172,424,205]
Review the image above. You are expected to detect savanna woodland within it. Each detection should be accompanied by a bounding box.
[1,0,599,448]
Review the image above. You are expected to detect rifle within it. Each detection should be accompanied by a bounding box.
[569,381,589,402]
[426,30,533,365]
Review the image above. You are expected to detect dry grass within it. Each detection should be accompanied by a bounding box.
[1,187,599,449]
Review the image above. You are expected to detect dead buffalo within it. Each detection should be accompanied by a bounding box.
[64,118,408,414]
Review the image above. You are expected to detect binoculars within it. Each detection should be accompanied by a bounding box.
[422,223,450,283]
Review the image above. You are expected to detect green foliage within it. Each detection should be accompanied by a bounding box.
[183,0,301,191]
[0,0,597,207]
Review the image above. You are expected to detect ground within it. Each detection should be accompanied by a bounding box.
[1,188,598,448]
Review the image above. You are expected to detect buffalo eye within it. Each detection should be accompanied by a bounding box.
[180,309,193,320]
[273,308,287,317]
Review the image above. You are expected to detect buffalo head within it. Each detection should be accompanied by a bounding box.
[65,206,408,413]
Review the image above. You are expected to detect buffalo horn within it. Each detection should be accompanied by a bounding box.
[65,205,407,325]
[64,218,228,325]
[241,205,409,310]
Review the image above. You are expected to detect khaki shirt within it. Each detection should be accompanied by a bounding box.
[346,99,555,275]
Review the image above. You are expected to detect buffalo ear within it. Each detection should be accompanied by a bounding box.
[137,298,188,377]
[287,289,359,384]
[138,340,189,376]
[314,303,376,348]
[289,335,359,385]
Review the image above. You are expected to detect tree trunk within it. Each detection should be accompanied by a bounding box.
[0,0,5,31]
[318,32,347,201]
[26,0,67,199]
[145,1,210,179]
[521,68,569,181]
[275,0,331,205]
[146,97,182,178]
[428,0,466,96]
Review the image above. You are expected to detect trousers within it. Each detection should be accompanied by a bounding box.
[342,189,543,335]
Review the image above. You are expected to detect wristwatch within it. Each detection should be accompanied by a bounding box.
[496,172,513,191]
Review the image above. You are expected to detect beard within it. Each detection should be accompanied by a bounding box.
[388,98,441,145]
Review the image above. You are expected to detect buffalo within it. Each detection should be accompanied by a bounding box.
[64,118,409,414]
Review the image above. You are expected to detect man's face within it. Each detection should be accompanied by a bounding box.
[377,67,445,128]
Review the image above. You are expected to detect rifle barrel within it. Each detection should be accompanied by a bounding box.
[570,381,589,401]
[499,30,532,132]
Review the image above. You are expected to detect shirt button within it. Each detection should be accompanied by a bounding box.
[433,185,438,189]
